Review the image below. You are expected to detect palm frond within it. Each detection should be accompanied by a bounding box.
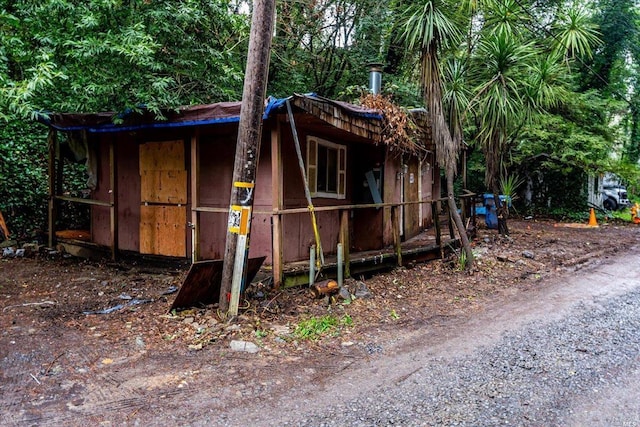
[401,0,462,52]
[552,5,601,60]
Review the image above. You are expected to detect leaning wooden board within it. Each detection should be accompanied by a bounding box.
[170,256,266,312]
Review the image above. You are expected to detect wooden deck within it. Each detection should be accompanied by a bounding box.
[261,216,469,287]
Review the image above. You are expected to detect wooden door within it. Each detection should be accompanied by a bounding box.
[403,159,421,239]
[139,140,187,257]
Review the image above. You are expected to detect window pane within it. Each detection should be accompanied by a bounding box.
[317,145,327,192]
[327,147,337,192]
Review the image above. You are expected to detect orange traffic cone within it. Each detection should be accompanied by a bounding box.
[588,208,598,227]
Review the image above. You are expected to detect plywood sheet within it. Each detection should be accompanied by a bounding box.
[169,256,266,311]
[139,140,185,171]
[140,170,187,204]
[140,205,186,257]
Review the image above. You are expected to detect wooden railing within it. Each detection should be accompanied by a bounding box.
[255,191,477,287]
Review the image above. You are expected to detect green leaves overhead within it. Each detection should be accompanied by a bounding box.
[270,0,395,98]
[1,0,249,116]
[402,0,462,52]
[552,5,601,61]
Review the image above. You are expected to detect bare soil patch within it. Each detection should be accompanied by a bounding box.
[1,218,639,425]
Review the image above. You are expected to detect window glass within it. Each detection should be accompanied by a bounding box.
[306,136,346,199]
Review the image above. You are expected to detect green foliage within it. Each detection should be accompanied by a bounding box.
[1,0,249,116]
[578,0,640,163]
[551,5,601,61]
[499,173,524,214]
[0,118,90,238]
[294,314,353,340]
[269,0,394,98]
[2,0,639,239]
[515,91,621,173]
[456,249,467,271]
[545,207,591,222]
[0,119,48,238]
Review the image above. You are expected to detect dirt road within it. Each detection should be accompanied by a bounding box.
[2,220,640,426]
[209,250,640,426]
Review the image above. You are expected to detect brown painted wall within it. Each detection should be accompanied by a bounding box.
[85,117,436,264]
[279,127,341,262]
[197,131,234,260]
[383,153,401,245]
[196,128,273,262]
[276,123,390,262]
[91,133,142,252]
[92,130,192,254]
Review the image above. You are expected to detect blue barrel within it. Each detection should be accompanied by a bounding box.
[483,194,511,229]
[483,194,498,229]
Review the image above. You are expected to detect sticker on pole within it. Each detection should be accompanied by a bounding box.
[234,181,255,206]
[228,205,251,235]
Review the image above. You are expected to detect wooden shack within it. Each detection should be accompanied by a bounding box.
[39,94,446,286]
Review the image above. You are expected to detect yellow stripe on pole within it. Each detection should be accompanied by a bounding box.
[234,181,255,188]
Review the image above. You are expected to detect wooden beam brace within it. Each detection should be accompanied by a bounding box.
[432,201,441,249]
[339,209,351,278]
[47,129,57,248]
[391,205,402,267]
[190,133,200,262]
[109,137,118,261]
[271,122,283,289]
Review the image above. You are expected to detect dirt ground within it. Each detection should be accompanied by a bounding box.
[2,217,640,425]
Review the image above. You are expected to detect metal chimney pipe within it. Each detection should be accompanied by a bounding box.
[368,63,383,95]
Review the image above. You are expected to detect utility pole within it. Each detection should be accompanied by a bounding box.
[219,0,276,316]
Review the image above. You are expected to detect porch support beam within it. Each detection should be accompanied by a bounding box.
[271,121,283,288]
[339,209,350,278]
[109,137,118,261]
[190,133,200,262]
[432,200,442,249]
[391,205,402,267]
[47,129,57,248]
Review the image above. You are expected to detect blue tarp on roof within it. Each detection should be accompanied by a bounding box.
[37,94,382,134]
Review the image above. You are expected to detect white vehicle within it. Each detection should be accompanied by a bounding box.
[602,185,631,210]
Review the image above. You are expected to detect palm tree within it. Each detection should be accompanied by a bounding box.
[467,2,600,236]
[401,0,475,268]
[468,31,533,235]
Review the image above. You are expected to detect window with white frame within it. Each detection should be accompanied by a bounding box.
[306,136,346,199]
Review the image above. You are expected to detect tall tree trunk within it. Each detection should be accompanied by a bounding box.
[422,49,474,268]
[494,192,510,237]
[485,134,509,237]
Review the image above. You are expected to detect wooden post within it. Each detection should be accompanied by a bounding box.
[339,209,350,278]
[432,200,441,248]
[47,129,57,248]
[271,123,283,288]
[391,205,402,267]
[462,149,468,189]
[109,137,118,261]
[190,133,200,262]
[55,151,64,214]
[220,0,276,316]
[471,194,477,230]
[460,197,467,230]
